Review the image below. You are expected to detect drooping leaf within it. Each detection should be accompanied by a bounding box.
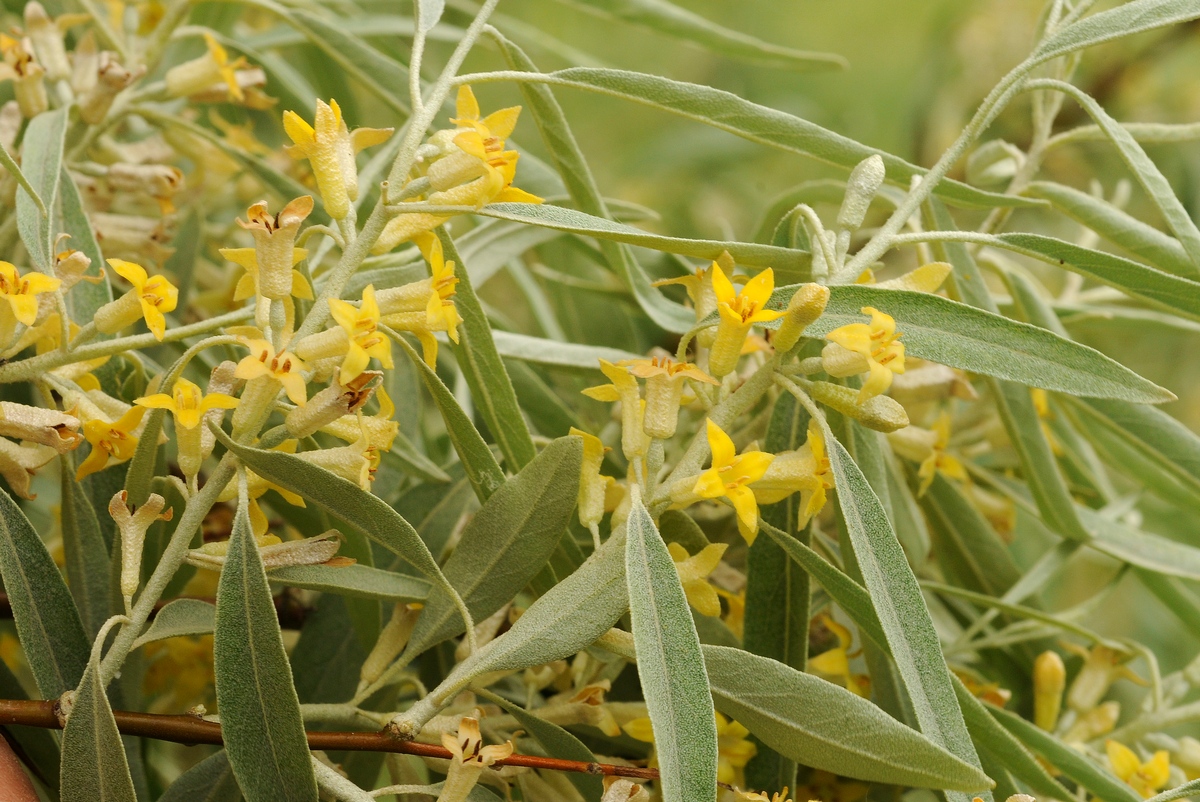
[16,107,68,273]
[61,463,114,640]
[269,564,431,602]
[130,599,216,649]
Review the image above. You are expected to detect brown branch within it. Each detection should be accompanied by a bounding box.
[0,699,659,781]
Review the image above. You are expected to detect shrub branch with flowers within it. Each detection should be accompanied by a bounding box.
[0,1,1198,801]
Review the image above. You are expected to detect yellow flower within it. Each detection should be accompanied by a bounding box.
[219,197,313,302]
[583,360,648,462]
[809,613,870,697]
[1107,741,1170,798]
[164,33,246,101]
[379,236,462,366]
[735,789,793,802]
[823,306,905,404]
[235,339,308,406]
[440,716,514,802]
[283,99,392,219]
[99,259,179,341]
[0,261,59,335]
[751,419,833,526]
[1064,643,1144,714]
[622,356,717,439]
[450,85,521,150]
[570,427,615,542]
[653,262,718,329]
[135,377,239,430]
[717,587,745,639]
[329,285,393,385]
[708,261,784,379]
[320,387,400,454]
[76,405,146,480]
[692,419,773,543]
[888,412,966,496]
[667,541,727,617]
[716,713,758,787]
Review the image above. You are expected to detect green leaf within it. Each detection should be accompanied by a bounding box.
[789,285,1173,403]
[921,474,1019,597]
[0,136,44,219]
[1081,506,1200,580]
[705,646,990,790]
[989,704,1142,802]
[478,689,602,802]
[389,332,506,502]
[131,598,216,648]
[558,0,845,69]
[0,488,89,698]
[60,620,137,802]
[1024,181,1194,276]
[124,409,165,507]
[492,68,1035,209]
[214,479,317,801]
[16,107,68,273]
[823,432,985,800]
[61,463,114,639]
[952,676,1072,801]
[477,203,807,273]
[59,166,113,323]
[158,751,241,802]
[439,229,539,470]
[1031,1,1200,73]
[491,330,641,370]
[269,564,431,602]
[402,436,582,658]
[625,494,716,802]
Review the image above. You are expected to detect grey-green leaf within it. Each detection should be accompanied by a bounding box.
[214,484,316,801]
[626,495,716,802]
[269,564,431,602]
[0,488,88,698]
[1031,1,1200,75]
[704,646,991,790]
[16,107,67,273]
[158,751,242,802]
[403,436,582,658]
[60,622,137,802]
[492,330,642,370]
[59,166,113,323]
[131,599,216,649]
[61,464,114,640]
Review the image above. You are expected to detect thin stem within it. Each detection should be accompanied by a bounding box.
[409,0,429,114]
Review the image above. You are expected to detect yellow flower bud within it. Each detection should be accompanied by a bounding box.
[1034,650,1066,731]
[809,381,909,432]
[773,283,829,354]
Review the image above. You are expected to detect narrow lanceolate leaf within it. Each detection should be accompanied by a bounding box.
[705,646,990,791]
[0,488,89,698]
[402,436,582,658]
[558,0,845,69]
[770,284,1172,403]
[60,620,137,802]
[60,464,114,640]
[131,599,216,649]
[438,229,538,470]
[625,495,717,802]
[922,474,1020,597]
[492,330,643,370]
[16,107,68,273]
[59,165,113,323]
[493,68,1034,209]
[268,564,431,602]
[214,481,317,801]
[157,751,241,802]
[824,434,986,802]
[1030,0,1200,65]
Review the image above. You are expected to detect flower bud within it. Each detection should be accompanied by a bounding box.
[810,381,909,432]
[773,283,829,354]
[1175,736,1200,779]
[820,341,870,378]
[79,52,145,125]
[70,31,97,96]
[1062,700,1119,744]
[837,155,885,231]
[358,602,423,690]
[889,363,978,405]
[0,402,81,453]
[1034,650,1066,731]
[24,3,70,81]
[106,164,185,202]
[285,371,378,438]
[201,361,240,458]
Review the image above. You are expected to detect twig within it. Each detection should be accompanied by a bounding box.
[0,699,659,781]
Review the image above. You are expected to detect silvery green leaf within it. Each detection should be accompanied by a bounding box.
[1082,506,1200,580]
[704,646,991,790]
[214,486,317,801]
[491,330,641,370]
[290,594,366,706]
[16,107,67,273]
[402,436,581,658]
[269,563,431,602]
[60,464,114,640]
[416,0,444,33]
[0,488,88,698]
[1031,0,1200,67]
[60,621,137,802]
[59,166,112,323]
[131,599,216,649]
[558,0,845,70]
[922,474,1020,597]
[157,751,241,802]
[123,409,165,507]
[439,230,539,470]
[625,495,716,802]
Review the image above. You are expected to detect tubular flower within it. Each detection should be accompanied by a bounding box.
[109,491,172,605]
[296,423,374,488]
[164,33,246,101]
[328,285,394,385]
[667,542,727,617]
[235,339,307,406]
[1107,741,1170,799]
[96,259,179,341]
[887,412,966,496]
[0,402,81,453]
[708,262,784,379]
[653,261,718,345]
[320,387,400,454]
[809,613,870,697]
[440,716,514,802]
[220,197,313,301]
[283,99,392,219]
[570,427,615,543]
[1064,643,1144,713]
[76,405,146,480]
[751,419,832,525]
[135,377,239,482]
[379,237,462,366]
[823,306,905,404]
[674,419,773,544]
[583,360,648,462]
[0,35,47,118]
[622,356,717,439]
[0,261,60,344]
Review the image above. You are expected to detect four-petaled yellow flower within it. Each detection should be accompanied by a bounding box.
[220,197,314,302]
[708,261,783,379]
[1107,740,1170,799]
[583,360,648,462]
[165,33,247,101]
[283,99,392,219]
[823,306,905,404]
[135,377,238,430]
[667,541,727,617]
[76,405,146,481]
[0,261,59,339]
[570,427,615,543]
[692,419,773,543]
[378,236,462,366]
[235,339,308,406]
[623,356,717,439]
[99,259,179,341]
[329,285,393,385]
[751,418,832,527]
